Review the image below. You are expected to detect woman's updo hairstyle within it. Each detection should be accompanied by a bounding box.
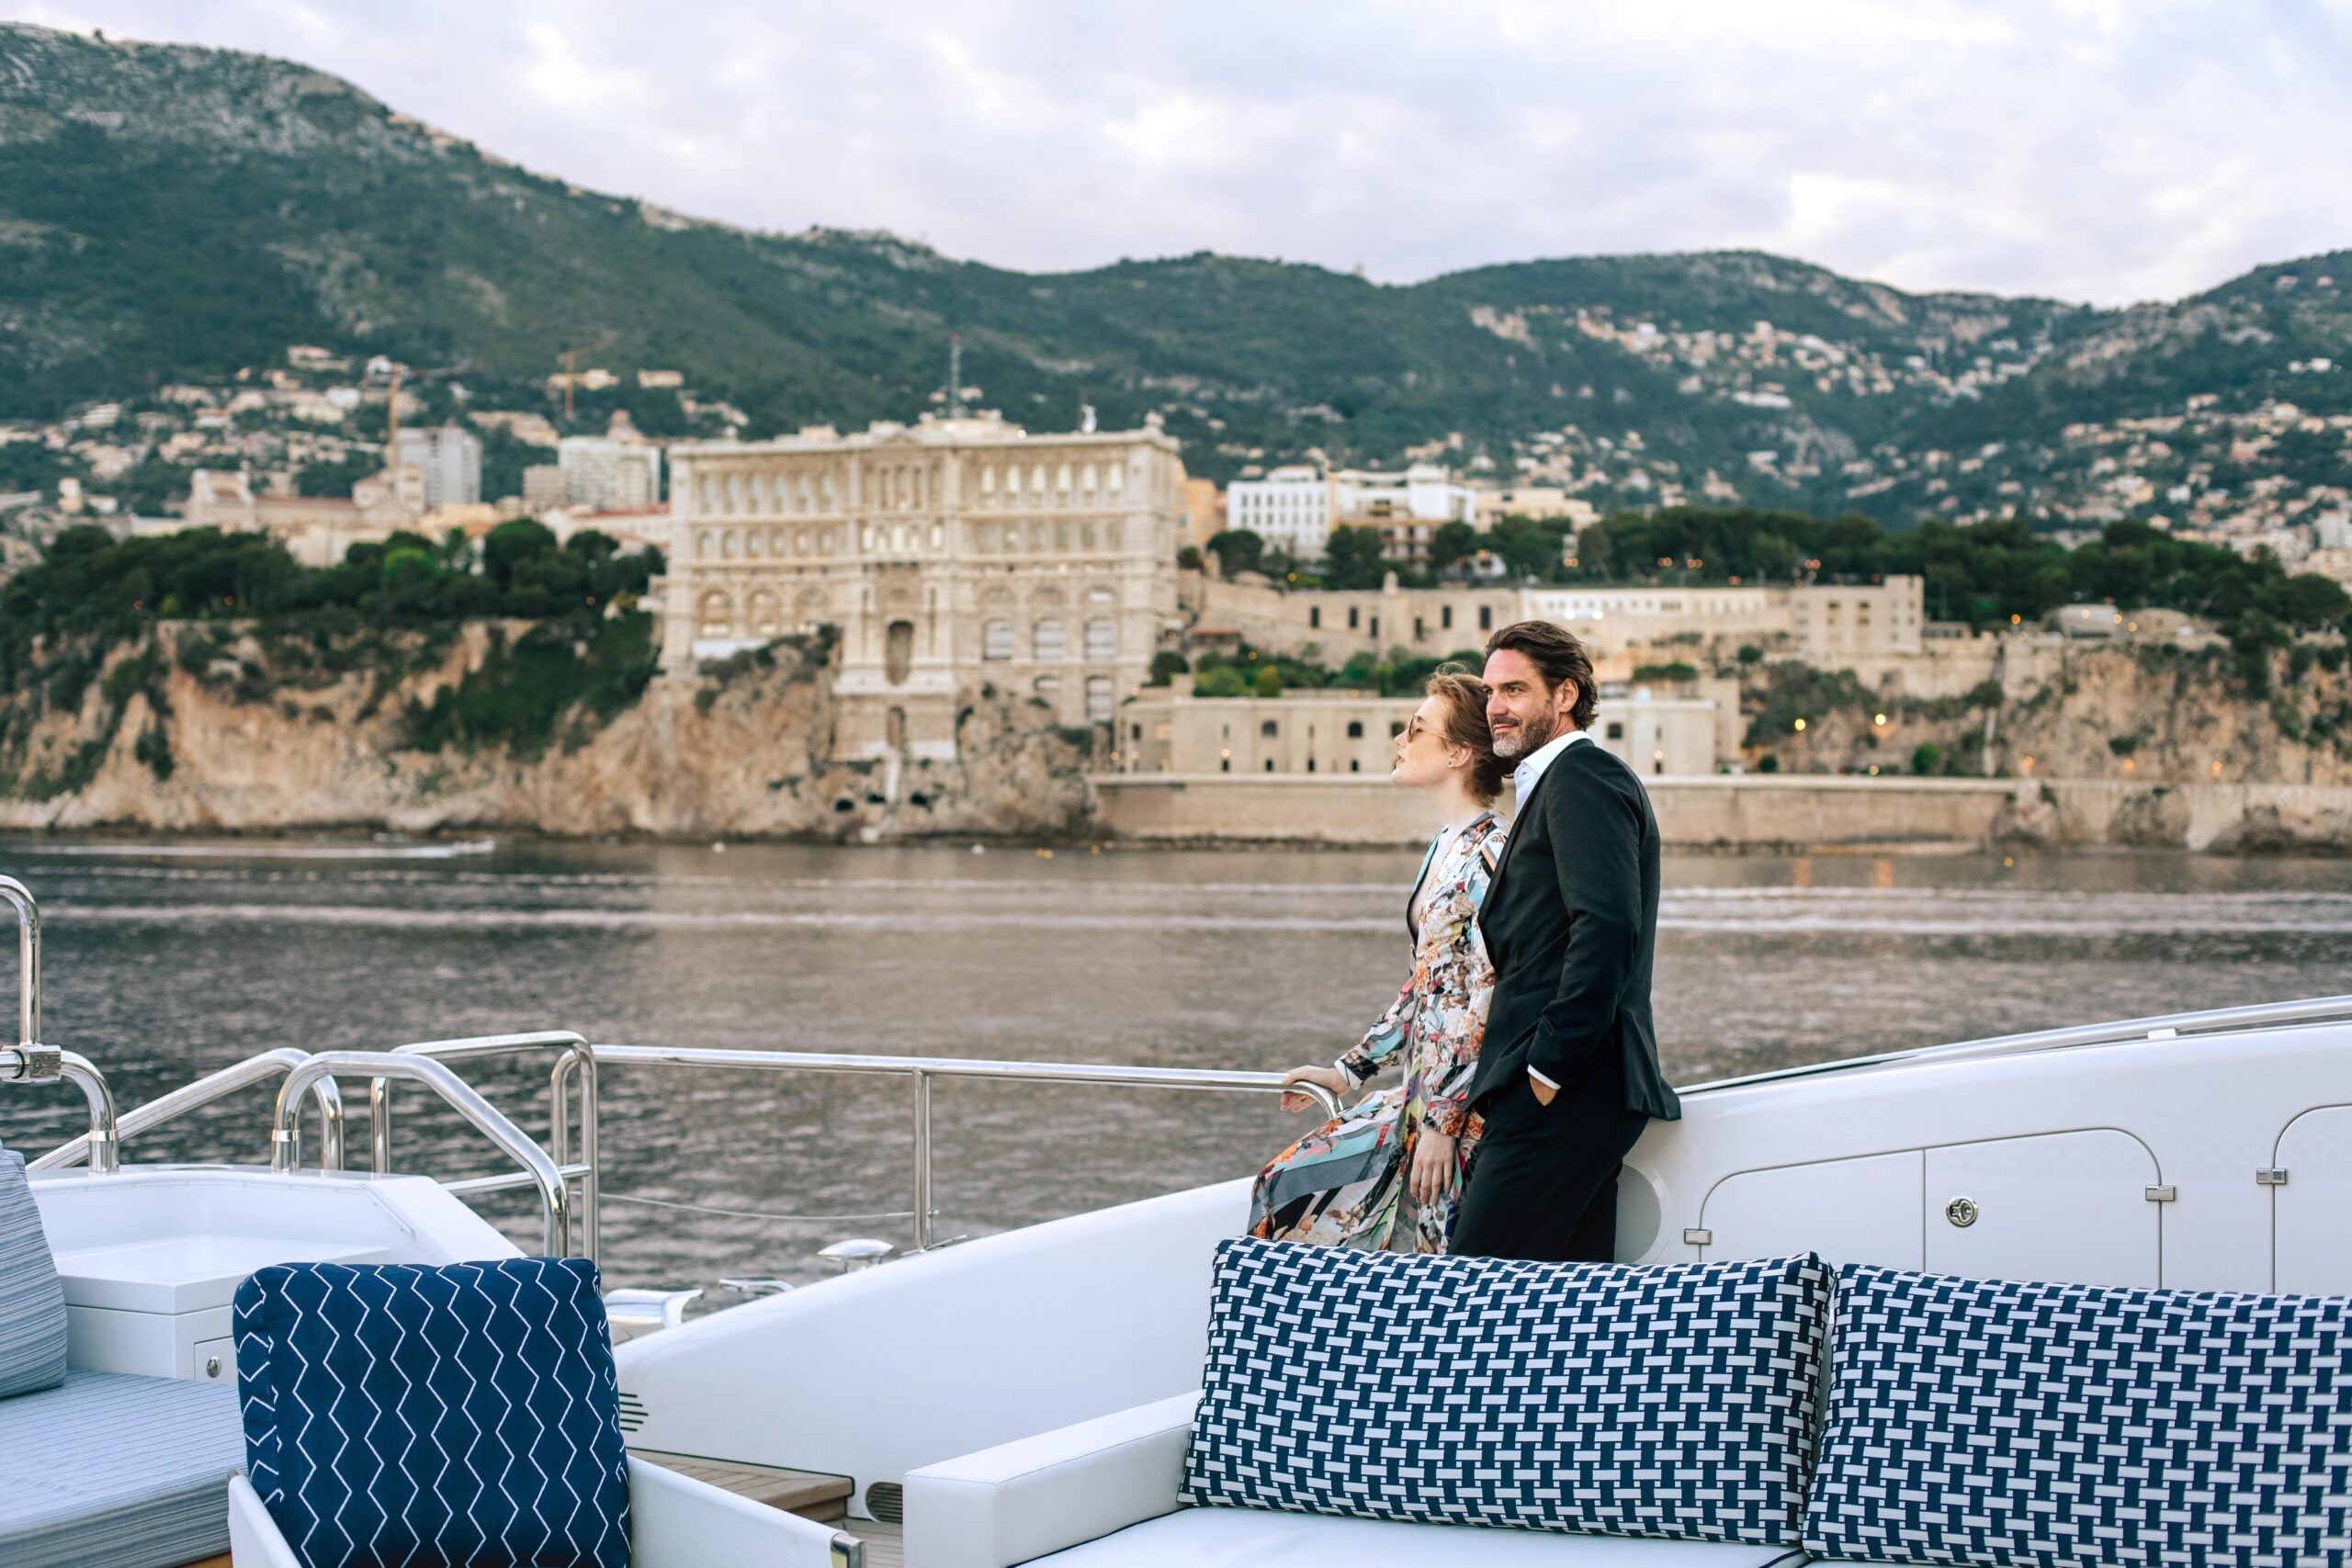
[1425,666,1508,805]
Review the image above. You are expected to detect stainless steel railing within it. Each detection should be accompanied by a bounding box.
[28,1047,345,1175]
[1,875,119,1172]
[372,1032,596,1259]
[276,1052,571,1255]
[577,1045,1344,1255]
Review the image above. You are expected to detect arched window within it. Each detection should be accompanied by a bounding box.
[885,620,914,685]
[1034,620,1066,660]
[1347,721,1364,739]
[695,590,735,639]
[747,591,783,637]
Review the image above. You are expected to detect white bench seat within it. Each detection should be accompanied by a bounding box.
[904,1393,1808,1568]
[1035,1509,1808,1565]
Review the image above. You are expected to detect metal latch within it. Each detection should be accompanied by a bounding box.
[1681,1227,1713,1247]
[2144,1185,2177,1203]
[2257,1168,2290,1187]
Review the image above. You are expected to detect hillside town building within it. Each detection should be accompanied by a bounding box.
[181,465,424,568]
[1119,681,1728,777]
[1194,572,1927,676]
[390,424,481,509]
[652,412,1187,760]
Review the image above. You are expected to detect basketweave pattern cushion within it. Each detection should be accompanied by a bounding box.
[232,1258,632,1568]
[1182,1237,1833,1544]
[0,1142,67,1399]
[1804,1264,2352,1567]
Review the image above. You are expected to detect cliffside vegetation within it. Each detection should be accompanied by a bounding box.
[0,523,665,795]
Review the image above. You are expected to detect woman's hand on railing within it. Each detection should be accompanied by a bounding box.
[1278,1065,1350,1113]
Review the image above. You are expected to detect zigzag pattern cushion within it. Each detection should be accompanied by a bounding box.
[1804,1264,2352,1567]
[232,1258,632,1568]
[1183,1237,1833,1543]
[0,1142,67,1399]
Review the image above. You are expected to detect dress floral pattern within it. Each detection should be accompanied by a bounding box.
[1249,812,1505,1253]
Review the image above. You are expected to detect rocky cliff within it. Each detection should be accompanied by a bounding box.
[0,623,1095,839]
[1749,641,2352,790]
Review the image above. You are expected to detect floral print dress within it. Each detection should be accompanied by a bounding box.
[1249,811,1505,1254]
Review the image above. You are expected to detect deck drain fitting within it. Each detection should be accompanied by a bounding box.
[865,1481,905,1525]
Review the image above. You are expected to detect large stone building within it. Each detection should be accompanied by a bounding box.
[183,466,424,567]
[1119,681,1728,777]
[1196,573,1927,673]
[654,412,1187,760]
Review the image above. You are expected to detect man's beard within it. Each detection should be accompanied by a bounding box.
[1493,707,1557,761]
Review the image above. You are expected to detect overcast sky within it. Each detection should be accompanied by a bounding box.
[17,1,2352,306]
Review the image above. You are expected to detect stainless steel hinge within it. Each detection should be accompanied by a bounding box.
[1681,1227,1713,1247]
[2257,1168,2290,1187]
[2144,1185,2177,1203]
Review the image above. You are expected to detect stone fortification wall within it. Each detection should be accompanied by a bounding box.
[1091,773,2352,852]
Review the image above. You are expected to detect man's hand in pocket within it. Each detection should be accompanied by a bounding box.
[1528,1072,1556,1107]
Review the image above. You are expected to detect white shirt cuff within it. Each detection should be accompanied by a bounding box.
[1526,1067,1559,1090]
[1333,1057,1361,1086]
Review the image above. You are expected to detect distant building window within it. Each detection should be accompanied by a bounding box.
[1370,615,1379,638]
[1350,759,1360,772]
[1264,758,1275,772]
[1084,618,1117,660]
[1107,464,1125,494]
[1389,722,1406,738]
[981,466,996,494]
[1085,676,1114,723]
[1479,605,1493,630]
[983,620,1014,660]
[1034,620,1066,660]
[1261,720,1279,738]
[1607,721,1625,739]
[1442,605,1453,630]
[1348,607,1360,629]
[1347,721,1364,739]
[1309,606,1321,629]
[1131,723,1142,740]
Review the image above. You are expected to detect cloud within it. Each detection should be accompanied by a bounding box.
[15,0,2352,303]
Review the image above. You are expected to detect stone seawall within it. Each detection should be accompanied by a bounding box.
[1090,774,2352,852]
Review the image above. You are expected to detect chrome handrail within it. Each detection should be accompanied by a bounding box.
[584,1044,1345,1253]
[28,1047,345,1175]
[275,1052,570,1255]
[374,1032,596,1263]
[1,875,40,1058]
[2,1047,119,1174]
[1685,992,2352,1096]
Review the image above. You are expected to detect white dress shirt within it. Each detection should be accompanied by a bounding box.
[1506,727,1589,1092]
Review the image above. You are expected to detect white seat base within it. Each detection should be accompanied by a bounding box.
[1033,1507,1807,1566]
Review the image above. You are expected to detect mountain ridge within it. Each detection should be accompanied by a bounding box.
[3,20,2347,526]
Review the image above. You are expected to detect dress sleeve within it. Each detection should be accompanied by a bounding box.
[1415,826,1500,1136]
[1336,970,1417,1089]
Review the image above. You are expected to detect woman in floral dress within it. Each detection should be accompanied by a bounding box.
[1250,669,1510,1254]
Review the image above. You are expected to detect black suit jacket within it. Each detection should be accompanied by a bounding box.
[1468,739,1681,1121]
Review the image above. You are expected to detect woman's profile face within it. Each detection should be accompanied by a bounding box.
[1390,694,1456,788]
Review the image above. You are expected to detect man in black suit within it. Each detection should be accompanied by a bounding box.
[1449,620,1681,1261]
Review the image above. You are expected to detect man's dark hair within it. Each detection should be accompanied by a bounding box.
[1486,619,1598,731]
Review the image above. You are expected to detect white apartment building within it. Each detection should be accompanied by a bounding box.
[555,435,664,511]
[1226,465,1331,558]
[655,411,1186,760]
[1224,462,1478,561]
[390,425,481,509]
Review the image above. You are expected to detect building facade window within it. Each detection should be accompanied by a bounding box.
[983,620,1014,660]
[1085,676,1114,723]
[1261,720,1279,738]
[1084,618,1117,660]
[1479,605,1493,630]
[1346,721,1363,739]
[1034,620,1066,660]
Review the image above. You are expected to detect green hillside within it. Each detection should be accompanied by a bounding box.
[3,21,2348,525]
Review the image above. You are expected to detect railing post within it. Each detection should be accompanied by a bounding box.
[369,1077,393,1175]
[1,875,39,1059]
[550,1047,599,1265]
[911,1068,933,1252]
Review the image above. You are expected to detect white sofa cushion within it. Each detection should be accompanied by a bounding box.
[1035,1507,1813,1565]
[1805,1264,2352,1568]
[906,1393,1197,1568]
[1185,1239,1832,1545]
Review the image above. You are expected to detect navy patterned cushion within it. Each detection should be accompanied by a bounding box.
[1182,1237,1833,1544]
[1804,1264,2352,1567]
[0,1142,67,1399]
[232,1258,632,1568]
